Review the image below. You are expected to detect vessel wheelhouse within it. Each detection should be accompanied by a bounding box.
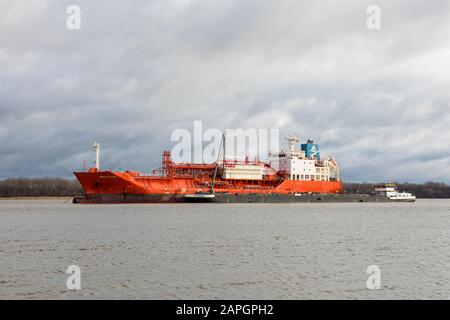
[373,184,416,202]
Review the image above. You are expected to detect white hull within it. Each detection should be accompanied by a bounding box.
[388,196,416,202]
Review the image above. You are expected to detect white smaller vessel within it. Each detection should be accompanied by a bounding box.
[184,193,216,199]
[373,184,416,202]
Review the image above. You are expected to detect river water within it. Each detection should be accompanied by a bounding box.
[0,199,449,299]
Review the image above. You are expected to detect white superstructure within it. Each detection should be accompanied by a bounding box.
[222,162,264,180]
[272,134,340,182]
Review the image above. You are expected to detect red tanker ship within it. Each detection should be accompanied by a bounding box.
[73,134,343,203]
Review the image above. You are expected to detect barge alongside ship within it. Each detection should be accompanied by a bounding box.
[73,134,414,203]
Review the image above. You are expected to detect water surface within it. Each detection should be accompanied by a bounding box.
[0,199,449,299]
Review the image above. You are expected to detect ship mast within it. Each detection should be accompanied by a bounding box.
[211,133,225,193]
[93,141,101,170]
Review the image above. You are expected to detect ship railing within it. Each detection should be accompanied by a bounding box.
[136,172,157,177]
[136,171,214,179]
[221,159,264,166]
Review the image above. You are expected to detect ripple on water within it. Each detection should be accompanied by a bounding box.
[0,199,449,299]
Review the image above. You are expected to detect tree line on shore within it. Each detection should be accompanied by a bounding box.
[0,178,83,197]
[1,178,450,198]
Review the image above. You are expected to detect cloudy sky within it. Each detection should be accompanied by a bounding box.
[1,0,450,182]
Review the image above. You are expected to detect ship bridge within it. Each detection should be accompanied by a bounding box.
[271,133,340,182]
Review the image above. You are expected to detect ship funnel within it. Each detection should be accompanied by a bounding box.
[93,141,101,170]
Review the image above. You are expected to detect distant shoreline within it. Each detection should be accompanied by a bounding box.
[2,178,450,199]
[0,196,73,200]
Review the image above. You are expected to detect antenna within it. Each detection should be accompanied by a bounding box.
[93,141,101,170]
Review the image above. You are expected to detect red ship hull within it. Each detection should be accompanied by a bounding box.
[73,170,342,203]
[74,140,343,203]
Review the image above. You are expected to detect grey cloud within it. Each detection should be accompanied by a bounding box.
[0,0,450,182]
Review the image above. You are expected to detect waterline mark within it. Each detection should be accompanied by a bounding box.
[66,265,81,290]
[366,5,381,30]
[366,265,381,290]
[66,5,81,30]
